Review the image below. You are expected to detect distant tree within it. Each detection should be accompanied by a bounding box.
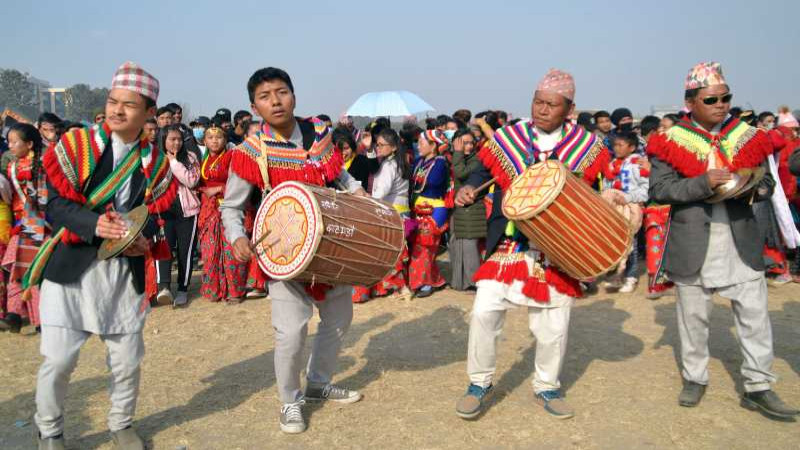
[65,84,109,122]
[0,69,38,120]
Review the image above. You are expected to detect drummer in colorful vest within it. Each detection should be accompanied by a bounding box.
[220,67,367,435]
[453,69,610,420]
[648,62,798,419]
[32,62,177,450]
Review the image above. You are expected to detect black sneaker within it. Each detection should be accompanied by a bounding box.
[741,390,800,419]
[0,313,22,333]
[678,381,706,407]
[304,383,362,404]
[279,400,307,434]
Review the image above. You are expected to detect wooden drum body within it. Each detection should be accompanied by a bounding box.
[252,181,404,286]
[502,160,632,281]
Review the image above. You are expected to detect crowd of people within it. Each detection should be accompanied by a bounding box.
[1,60,798,448]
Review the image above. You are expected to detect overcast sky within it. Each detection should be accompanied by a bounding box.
[3,0,798,120]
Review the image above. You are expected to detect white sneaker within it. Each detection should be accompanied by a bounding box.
[156,288,173,305]
[619,277,637,293]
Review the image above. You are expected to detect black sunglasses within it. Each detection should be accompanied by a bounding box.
[702,93,733,106]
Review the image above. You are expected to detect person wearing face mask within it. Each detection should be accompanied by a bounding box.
[37,113,62,148]
[648,62,797,419]
[351,128,412,303]
[757,111,776,131]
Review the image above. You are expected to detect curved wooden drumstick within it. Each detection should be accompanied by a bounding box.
[252,229,280,249]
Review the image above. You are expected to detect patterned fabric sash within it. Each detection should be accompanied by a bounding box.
[477,121,607,191]
[22,122,177,290]
[22,141,144,289]
[10,157,49,241]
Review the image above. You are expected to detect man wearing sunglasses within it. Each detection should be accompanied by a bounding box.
[647,62,798,419]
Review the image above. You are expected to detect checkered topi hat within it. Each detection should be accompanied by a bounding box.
[111,61,159,102]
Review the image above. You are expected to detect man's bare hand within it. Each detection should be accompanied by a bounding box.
[707,169,733,189]
[96,212,128,239]
[232,237,254,263]
[455,186,476,207]
[353,188,368,197]
[122,235,150,257]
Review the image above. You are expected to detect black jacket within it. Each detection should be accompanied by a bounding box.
[346,153,379,192]
[42,143,157,294]
[465,163,519,254]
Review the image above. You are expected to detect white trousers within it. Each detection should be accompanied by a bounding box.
[34,326,144,438]
[467,284,573,393]
[675,277,776,392]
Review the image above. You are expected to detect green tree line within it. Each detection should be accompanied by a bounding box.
[0,68,108,122]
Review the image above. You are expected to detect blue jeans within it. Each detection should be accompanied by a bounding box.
[623,242,638,279]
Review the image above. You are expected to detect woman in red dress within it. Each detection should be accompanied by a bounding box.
[198,126,248,303]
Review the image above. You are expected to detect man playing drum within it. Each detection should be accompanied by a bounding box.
[454,69,610,420]
[220,67,367,434]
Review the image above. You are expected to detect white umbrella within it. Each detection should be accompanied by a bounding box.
[345,90,435,117]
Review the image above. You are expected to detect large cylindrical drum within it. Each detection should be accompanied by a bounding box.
[252,181,404,286]
[502,160,632,280]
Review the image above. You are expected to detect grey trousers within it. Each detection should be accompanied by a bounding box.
[449,236,482,291]
[35,326,144,438]
[675,276,776,392]
[269,281,354,404]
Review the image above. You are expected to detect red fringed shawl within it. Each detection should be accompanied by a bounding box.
[646,117,772,178]
[43,122,178,244]
[229,117,343,191]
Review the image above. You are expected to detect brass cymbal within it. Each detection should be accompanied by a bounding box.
[97,204,150,260]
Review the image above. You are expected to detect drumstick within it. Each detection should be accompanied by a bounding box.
[252,229,279,249]
[473,178,496,196]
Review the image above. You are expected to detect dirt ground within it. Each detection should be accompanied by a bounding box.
[1,265,798,450]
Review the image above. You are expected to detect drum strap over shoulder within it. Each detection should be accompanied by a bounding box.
[255,140,272,194]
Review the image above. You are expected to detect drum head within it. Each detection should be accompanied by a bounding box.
[253,181,323,280]
[97,205,149,260]
[502,160,567,220]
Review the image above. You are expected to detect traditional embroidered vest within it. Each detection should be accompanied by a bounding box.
[646,116,772,177]
[229,117,343,191]
[478,121,609,191]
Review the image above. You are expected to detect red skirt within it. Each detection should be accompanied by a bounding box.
[352,243,408,303]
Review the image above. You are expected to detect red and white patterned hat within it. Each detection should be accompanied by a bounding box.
[536,68,575,102]
[111,61,159,102]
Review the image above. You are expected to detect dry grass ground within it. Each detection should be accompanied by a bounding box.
[1,268,798,449]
